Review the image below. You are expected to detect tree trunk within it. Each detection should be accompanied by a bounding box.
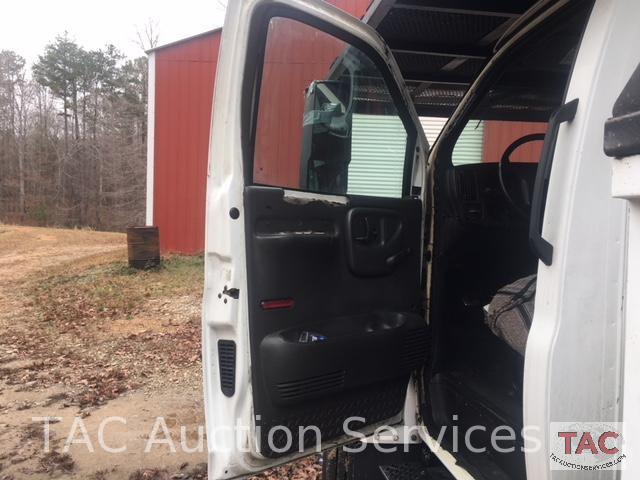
[61,102,68,205]
[72,88,80,142]
[17,135,25,217]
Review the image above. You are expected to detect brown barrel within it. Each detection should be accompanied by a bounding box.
[126,226,160,269]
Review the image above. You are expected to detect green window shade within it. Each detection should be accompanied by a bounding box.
[420,117,485,166]
[346,116,485,199]
[348,114,407,198]
[419,116,447,146]
[451,120,485,165]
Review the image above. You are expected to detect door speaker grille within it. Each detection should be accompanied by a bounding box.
[277,370,346,400]
[457,171,478,201]
[402,329,429,369]
[218,340,236,397]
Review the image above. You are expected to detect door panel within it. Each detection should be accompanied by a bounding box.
[245,186,427,457]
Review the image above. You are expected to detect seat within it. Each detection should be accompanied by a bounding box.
[484,274,536,356]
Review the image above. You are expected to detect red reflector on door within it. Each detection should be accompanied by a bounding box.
[260,299,295,310]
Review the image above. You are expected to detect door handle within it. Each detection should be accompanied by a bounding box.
[529,98,578,266]
[386,248,410,268]
[354,217,377,244]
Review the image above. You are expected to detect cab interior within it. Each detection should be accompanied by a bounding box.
[418,2,594,478]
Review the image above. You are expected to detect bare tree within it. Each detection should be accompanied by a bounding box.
[1,39,149,230]
[14,74,31,217]
[0,51,27,216]
[135,19,160,52]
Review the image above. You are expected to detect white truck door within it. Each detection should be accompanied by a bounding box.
[202,1,428,478]
[523,0,638,477]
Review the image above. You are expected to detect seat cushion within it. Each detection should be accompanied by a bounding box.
[484,275,536,356]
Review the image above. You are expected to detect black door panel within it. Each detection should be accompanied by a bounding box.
[261,311,428,406]
[244,186,426,457]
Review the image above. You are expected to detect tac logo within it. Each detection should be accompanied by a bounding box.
[550,422,626,471]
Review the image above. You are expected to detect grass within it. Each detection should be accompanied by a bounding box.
[39,451,75,474]
[29,255,204,325]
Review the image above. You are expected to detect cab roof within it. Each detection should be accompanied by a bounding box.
[367,0,590,119]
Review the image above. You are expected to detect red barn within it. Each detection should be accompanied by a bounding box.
[146,0,372,254]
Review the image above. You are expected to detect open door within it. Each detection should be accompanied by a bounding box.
[203,1,429,478]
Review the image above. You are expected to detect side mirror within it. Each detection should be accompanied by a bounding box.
[299,79,353,194]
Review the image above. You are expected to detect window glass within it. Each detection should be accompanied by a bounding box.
[451,119,547,166]
[253,17,410,198]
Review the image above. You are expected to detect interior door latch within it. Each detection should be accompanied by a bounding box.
[354,216,378,244]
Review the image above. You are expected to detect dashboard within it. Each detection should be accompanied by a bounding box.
[445,162,539,228]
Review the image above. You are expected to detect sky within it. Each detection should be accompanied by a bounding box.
[1,0,227,63]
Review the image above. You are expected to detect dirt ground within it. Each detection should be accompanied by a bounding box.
[0,225,208,479]
[0,225,322,480]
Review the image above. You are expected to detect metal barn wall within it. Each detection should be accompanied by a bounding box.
[151,0,371,254]
[152,31,221,254]
[253,19,344,188]
[253,0,373,189]
[483,120,547,162]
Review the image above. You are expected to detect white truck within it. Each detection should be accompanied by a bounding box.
[202,0,639,478]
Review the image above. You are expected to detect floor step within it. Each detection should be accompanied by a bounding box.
[379,463,453,480]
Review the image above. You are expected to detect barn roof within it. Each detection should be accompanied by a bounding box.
[146,27,222,54]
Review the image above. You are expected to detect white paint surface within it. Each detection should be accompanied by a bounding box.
[612,155,640,199]
[145,52,156,227]
[523,1,637,478]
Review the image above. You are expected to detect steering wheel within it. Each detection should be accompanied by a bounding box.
[498,133,546,219]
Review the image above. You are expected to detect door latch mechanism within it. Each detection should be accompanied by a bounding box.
[222,286,240,299]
